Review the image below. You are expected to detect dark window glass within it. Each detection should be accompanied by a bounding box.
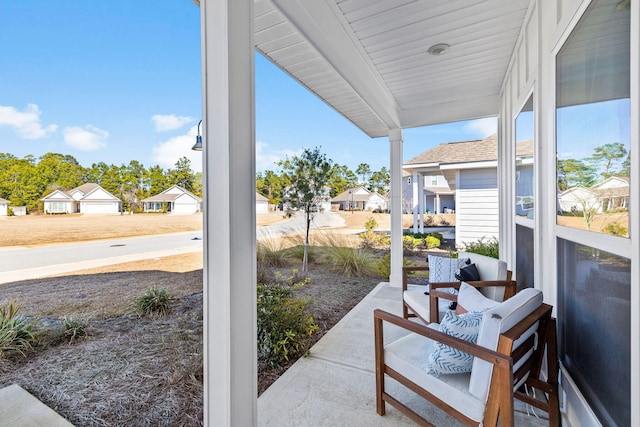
[515,225,534,290]
[558,238,630,427]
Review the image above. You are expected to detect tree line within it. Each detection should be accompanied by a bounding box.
[257,157,390,206]
[0,152,201,212]
[557,142,630,191]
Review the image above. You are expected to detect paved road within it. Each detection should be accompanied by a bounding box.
[0,231,203,284]
[256,211,346,240]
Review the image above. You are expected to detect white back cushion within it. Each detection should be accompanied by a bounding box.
[459,251,508,301]
[468,288,543,401]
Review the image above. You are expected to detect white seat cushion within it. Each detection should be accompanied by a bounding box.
[403,285,452,322]
[468,288,543,401]
[384,331,486,422]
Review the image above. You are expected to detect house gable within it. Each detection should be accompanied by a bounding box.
[82,187,121,201]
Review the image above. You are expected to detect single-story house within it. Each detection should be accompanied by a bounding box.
[331,186,387,211]
[41,183,121,214]
[0,197,8,216]
[256,192,268,214]
[558,187,601,213]
[142,185,202,214]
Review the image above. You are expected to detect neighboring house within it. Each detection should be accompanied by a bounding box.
[591,176,629,211]
[142,185,202,214]
[557,176,629,214]
[41,183,121,214]
[403,134,499,247]
[558,187,600,213]
[256,192,269,214]
[331,186,387,211]
[402,172,454,214]
[0,197,8,216]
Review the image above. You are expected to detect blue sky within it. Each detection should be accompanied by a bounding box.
[0,0,496,175]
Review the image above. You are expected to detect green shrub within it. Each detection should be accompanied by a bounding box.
[257,278,318,367]
[402,235,419,251]
[63,316,90,344]
[6,207,14,217]
[430,232,444,242]
[602,222,628,237]
[364,217,377,232]
[134,287,172,316]
[0,300,37,358]
[462,237,499,259]
[376,253,412,278]
[425,235,441,249]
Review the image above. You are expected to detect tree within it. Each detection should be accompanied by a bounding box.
[355,163,371,185]
[146,165,168,196]
[327,164,357,197]
[279,147,333,271]
[256,169,284,205]
[557,158,597,191]
[167,157,196,192]
[368,166,390,194]
[589,142,627,178]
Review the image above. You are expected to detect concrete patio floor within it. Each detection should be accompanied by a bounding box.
[258,282,551,427]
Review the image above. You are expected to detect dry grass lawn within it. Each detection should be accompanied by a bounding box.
[0,211,399,425]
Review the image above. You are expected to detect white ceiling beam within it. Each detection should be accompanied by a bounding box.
[270,0,402,131]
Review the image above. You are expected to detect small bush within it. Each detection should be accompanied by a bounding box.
[134,287,172,316]
[439,217,450,226]
[602,222,628,237]
[425,235,441,249]
[7,207,14,217]
[0,300,37,358]
[376,253,411,278]
[462,237,499,259]
[402,235,419,252]
[257,278,318,367]
[424,216,434,226]
[430,232,444,242]
[364,217,377,232]
[63,316,91,344]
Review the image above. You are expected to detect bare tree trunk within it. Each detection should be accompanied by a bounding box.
[303,211,311,271]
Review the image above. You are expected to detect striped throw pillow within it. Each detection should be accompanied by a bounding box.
[426,310,483,375]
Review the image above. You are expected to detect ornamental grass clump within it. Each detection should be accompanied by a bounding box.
[63,316,91,344]
[257,275,318,367]
[0,300,37,359]
[134,287,172,316]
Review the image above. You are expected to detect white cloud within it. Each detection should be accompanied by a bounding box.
[63,125,108,151]
[0,103,58,139]
[151,125,203,173]
[464,117,497,137]
[151,114,195,132]
[256,141,301,172]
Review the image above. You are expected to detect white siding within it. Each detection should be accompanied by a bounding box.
[456,168,499,247]
[81,202,120,214]
[0,203,7,216]
[173,194,199,214]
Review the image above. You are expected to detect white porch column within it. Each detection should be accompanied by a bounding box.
[389,128,404,287]
[412,170,419,232]
[417,172,424,233]
[201,1,256,426]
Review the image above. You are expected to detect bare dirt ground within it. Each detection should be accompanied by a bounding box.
[1,211,436,425]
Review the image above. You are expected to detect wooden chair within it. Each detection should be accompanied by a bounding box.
[375,288,559,427]
[403,251,515,323]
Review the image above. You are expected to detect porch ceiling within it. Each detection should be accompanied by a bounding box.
[255,0,530,137]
